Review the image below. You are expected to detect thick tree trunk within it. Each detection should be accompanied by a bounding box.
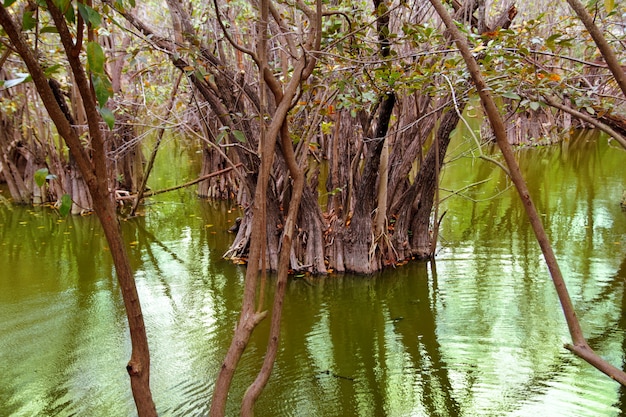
[342,94,395,273]
[0,112,32,203]
[410,109,458,257]
[68,157,93,215]
[293,184,327,273]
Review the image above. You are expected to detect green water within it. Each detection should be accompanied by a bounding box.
[1,132,626,416]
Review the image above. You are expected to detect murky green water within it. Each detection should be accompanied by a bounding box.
[2,132,626,416]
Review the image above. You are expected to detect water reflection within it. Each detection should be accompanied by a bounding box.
[1,132,626,416]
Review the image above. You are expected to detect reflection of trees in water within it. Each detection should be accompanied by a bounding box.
[0,207,133,416]
[613,255,626,416]
[395,261,461,416]
[277,261,460,416]
[439,131,626,414]
[126,205,247,417]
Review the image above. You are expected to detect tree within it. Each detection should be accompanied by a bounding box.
[5,0,623,276]
[428,0,626,386]
[0,1,157,415]
[3,0,626,413]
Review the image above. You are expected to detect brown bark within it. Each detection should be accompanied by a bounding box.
[565,0,626,99]
[0,78,33,204]
[209,0,319,405]
[409,109,458,257]
[241,116,307,417]
[342,0,396,274]
[0,125,31,204]
[0,4,157,415]
[429,0,626,386]
[239,1,322,414]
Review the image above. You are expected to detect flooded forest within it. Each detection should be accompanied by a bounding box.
[1,0,626,415]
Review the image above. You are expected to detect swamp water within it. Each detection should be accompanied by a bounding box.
[2,132,626,416]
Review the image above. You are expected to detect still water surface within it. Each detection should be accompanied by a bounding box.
[1,132,626,416]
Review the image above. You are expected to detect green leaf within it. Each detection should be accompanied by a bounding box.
[64,3,75,24]
[44,64,63,76]
[215,130,226,144]
[605,0,614,13]
[86,41,105,74]
[91,74,112,107]
[231,130,246,143]
[3,0,18,7]
[52,0,70,12]
[78,3,102,27]
[34,168,49,188]
[529,101,541,111]
[502,91,521,100]
[40,26,59,33]
[98,106,115,129]
[22,10,36,31]
[59,194,72,217]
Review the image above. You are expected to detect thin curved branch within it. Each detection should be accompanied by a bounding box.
[268,1,298,57]
[429,0,626,387]
[542,94,626,150]
[565,0,626,98]
[212,0,259,66]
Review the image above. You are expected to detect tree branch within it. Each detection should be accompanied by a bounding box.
[428,0,626,387]
[541,94,626,150]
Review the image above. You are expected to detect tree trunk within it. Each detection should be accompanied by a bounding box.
[0,5,158,414]
[410,109,458,257]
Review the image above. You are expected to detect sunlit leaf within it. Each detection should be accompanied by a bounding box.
[87,41,105,74]
[44,64,63,76]
[605,0,614,13]
[34,168,49,188]
[40,26,59,33]
[547,73,561,82]
[3,0,18,7]
[98,106,115,129]
[59,194,72,217]
[502,91,520,100]
[215,130,226,144]
[3,72,31,89]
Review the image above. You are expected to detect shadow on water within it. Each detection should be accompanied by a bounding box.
[261,261,460,417]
